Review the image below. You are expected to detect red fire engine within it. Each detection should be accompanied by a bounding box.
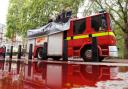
[27,11,118,61]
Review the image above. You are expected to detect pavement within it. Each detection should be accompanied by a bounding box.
[0,55,128,64]
[103,59,128,63]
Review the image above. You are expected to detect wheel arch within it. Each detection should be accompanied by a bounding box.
[80,44,102,57]
[34,46,43,58]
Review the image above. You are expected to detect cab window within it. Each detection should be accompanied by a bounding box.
[91,14,107,31]
[74,18,86,34]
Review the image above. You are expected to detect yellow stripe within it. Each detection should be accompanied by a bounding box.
[92,32,115,37]
[92,32,108,37]
[73,35,89,40]
[66,37,71,40]
[108,32,115,37]
[66,32,115,40]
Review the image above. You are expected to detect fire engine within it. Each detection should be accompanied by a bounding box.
[27,11,118,61]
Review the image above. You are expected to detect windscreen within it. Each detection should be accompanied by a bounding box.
[91,13,107,32]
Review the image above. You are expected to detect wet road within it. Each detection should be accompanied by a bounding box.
[0,59,128,89]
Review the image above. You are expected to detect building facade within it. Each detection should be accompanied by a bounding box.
[0,23,23,52]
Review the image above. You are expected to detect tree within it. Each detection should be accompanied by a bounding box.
[92,0,128,58]
[6,0,84,38]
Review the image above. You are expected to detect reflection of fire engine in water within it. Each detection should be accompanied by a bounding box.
[23,62,119,89]
[27,11,118,62]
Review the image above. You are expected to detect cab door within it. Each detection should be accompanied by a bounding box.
[72,18,86,56]
[91,13,108,45]
[73,18,86,46]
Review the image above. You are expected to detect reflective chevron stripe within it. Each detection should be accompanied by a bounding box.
[66,32,115,40]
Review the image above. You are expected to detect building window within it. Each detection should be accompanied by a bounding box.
[74,18,86,35]
[91,14,107,31]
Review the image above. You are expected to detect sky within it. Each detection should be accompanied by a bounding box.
[0,0,9,25]
[77,0,92,18]
[77,0,86,18]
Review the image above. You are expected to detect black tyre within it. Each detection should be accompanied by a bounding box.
[82,48,93,62]
[82,48,104,62]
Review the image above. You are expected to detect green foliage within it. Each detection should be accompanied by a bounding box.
[114,24,124,58]
[92,0,128,58]
[6,0,84,38]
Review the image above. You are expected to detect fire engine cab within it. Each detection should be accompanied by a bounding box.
[27,11,118,62]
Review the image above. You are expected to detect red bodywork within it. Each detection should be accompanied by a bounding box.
[33,12,117,59]
[66,13,116,57]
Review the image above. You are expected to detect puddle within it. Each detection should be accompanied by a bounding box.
[0,60,128,89]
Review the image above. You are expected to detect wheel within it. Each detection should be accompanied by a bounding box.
[37,48,43,59]
[82,48,93,62]
[82,47,102,62]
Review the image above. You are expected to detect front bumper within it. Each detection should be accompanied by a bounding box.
[109,46,118,57]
